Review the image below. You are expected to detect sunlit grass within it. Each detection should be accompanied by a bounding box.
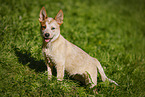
[0,0,144,96]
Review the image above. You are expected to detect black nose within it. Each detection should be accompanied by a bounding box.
[45,33,50,37]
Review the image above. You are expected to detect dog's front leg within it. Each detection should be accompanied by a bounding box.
[45,58,53,80]
[47,63,53,80]
[56,62,65,81]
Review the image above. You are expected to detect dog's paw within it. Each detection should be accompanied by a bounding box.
[48,76,52,80]
[57,78,63,81]
[93,88,98,94]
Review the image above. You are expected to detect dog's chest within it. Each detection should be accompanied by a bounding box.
[43,45,58,64]
[43,47,53,58]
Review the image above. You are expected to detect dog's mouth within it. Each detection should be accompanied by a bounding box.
[44,37,54,43]
[44,38,51,42]
[44,38,53,42]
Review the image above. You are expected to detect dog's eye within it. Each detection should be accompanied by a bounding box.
[42,26,46,29]
[51,27,55,30]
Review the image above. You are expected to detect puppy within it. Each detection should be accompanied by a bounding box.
[39,7,118,88]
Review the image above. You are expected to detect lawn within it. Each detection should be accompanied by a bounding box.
[0,0,145,96]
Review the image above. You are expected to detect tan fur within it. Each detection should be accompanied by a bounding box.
[39,7,118,88]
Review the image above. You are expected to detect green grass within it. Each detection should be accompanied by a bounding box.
[0,0,145,96]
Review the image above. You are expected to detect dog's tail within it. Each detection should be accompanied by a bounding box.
[95,59,118,85]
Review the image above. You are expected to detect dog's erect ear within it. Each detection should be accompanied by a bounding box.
[39,7,47,22]
[55,9,63,25]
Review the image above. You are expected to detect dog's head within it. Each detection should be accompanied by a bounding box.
[39,7,63,43]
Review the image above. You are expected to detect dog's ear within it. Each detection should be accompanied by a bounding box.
[55,9,63,25]
[39,7,47,22]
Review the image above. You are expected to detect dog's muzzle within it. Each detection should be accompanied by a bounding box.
[43,33,52,43]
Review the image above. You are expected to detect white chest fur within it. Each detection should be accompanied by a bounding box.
[42,43,58,65]
[43,48,52,58]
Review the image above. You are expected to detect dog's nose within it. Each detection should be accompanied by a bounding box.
[45,33,50,37]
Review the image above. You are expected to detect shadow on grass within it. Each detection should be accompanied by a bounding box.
[14,47,47,72]
[13,47,95,88]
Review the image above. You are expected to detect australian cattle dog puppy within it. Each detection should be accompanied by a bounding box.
[39,7,118,89]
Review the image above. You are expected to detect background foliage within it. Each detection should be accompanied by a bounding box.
[0,0,145,96]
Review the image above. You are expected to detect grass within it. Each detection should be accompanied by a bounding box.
[0,0,145,96]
